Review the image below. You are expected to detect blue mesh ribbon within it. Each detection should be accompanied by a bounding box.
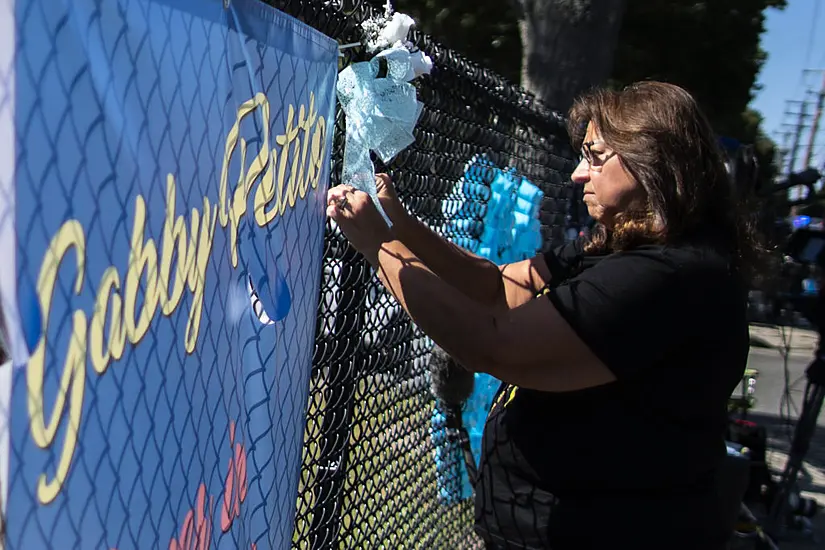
[337,46,424,226]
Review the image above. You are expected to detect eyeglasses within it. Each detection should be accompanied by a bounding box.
[580,140,617,172]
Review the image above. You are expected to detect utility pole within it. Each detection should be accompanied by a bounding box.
[805,71,825,168]
[789,100,809,176]
[783,98,812,215]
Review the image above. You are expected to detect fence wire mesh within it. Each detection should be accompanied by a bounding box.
[1,0,577,548]
[277,1,579,548]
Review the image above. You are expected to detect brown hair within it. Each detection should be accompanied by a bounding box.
[568,81,757,274]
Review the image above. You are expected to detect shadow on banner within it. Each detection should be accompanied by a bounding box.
[0,0,337,548]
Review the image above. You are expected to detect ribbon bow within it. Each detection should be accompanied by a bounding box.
[336,44,428,226]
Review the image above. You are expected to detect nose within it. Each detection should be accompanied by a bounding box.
[571,157,590,185]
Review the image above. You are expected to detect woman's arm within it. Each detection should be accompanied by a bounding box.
[392,211,552,312]
[371,238,615,391]
[378,174,551,311]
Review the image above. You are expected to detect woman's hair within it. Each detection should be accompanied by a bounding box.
[567,81,758,274]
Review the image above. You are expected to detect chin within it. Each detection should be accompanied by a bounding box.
[586,206,604,222]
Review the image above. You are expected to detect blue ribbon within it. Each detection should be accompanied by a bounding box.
[337,46,424,227]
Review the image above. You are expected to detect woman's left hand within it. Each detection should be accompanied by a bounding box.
[327,184,393,264]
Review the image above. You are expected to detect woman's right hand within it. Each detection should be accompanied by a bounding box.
[374,173,410,228]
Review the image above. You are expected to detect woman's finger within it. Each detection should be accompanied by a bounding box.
[328,188,374,226]
[375,173,392,186]
[327,186,349,205]
[327,197,356,221]
[327,184,351,197]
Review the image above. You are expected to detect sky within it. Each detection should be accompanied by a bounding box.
[751,0,825,172]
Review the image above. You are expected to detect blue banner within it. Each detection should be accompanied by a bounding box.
[3,0,337,548]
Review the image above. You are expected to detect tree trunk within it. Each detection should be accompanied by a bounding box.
[519,0,627,112]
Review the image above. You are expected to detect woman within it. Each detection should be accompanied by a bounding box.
[327,81,752,549]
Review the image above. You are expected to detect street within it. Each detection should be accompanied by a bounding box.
[746,347,825,428]
[742,327,825,548]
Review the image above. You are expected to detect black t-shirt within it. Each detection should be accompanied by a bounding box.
[474,240,749,550]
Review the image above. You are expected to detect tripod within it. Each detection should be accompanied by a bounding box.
[759,291,825,546]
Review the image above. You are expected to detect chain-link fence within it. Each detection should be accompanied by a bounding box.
[279,1,578,548]
[1,0,577,548]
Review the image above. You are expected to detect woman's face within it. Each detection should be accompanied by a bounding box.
[571,123,643,227]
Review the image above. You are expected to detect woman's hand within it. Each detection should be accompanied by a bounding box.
[374,173,410,228]
[327,184,394,264]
